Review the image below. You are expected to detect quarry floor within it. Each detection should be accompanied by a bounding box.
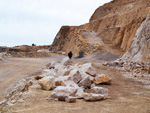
[0,54,150,113]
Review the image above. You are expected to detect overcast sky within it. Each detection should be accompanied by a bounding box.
[0,0,112,47]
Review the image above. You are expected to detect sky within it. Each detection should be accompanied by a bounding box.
[0,0,112,47]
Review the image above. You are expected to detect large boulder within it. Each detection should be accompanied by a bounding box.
[93,74,111,85]
[39,76,54,91]
[50,86,77,101]
[83,93,105,101]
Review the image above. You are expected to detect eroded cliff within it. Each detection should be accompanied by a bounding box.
[50,0,150,60]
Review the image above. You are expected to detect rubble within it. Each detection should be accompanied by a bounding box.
[38,59,110,103]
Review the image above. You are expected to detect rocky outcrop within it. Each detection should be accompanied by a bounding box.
[50,0,150,60]
[122,14,150,64]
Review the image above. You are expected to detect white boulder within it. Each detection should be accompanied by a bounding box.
[50,86,77,101]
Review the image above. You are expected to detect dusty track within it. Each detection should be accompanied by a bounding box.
[0,56,64,101]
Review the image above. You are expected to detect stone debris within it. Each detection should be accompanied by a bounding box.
[83,93,105,101]
[37,58,110,103]
[50,86,77,101]
[93,74,111,85]
[39,76,54,91]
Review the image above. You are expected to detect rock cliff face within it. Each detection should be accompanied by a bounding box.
[50,0,150,60]
[122,14,150,64]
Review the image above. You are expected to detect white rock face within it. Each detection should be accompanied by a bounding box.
[83,93,105,101]
[78,76,91,88]
[51,86,77,101]
[122,14,150,64]
[39,76,54,91]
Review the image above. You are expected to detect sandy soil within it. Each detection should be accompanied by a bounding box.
[0,55,150,113]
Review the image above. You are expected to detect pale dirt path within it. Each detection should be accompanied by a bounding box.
[0,56,64,101]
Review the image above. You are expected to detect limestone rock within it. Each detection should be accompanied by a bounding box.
[93,74,111,85]
[83,93,105,101]
[39,76,54,91]
[70,70,82,84]
[54,76,69,86]
[122,14,150,64]
[75,87,84,99]
[78,76,91,88]
[50,86,78,101]
[63,80,79,88]
[85,64,97,77]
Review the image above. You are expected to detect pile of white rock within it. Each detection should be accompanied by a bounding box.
[37,57,111,103]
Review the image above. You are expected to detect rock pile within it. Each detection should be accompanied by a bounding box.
[37,57,111,103]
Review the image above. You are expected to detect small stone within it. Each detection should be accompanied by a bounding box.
[102,62,108,66]
[83,93,105,101]
[93,74,111,85]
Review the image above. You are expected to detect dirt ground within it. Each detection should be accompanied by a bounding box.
[0,55,64,101]
[0,54,150,113]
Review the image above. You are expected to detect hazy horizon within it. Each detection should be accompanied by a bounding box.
[0,0,112,47]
